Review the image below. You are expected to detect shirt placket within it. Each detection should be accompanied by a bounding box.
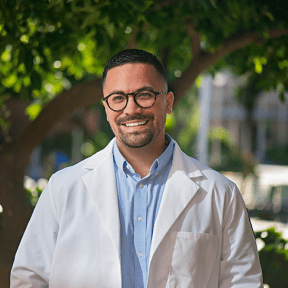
[134,179,147,288]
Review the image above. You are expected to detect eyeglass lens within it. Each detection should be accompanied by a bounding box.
[107,90,156,111]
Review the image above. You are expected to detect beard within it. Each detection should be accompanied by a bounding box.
[118,127,155,148]
[114,113,157,148]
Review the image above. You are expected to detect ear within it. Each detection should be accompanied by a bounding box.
[166,92,174,114]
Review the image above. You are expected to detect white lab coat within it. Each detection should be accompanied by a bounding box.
[11,138,263,287]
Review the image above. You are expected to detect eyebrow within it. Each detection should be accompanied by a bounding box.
[107,86,156,96]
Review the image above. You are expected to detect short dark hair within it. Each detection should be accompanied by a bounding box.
[102,49,167,85]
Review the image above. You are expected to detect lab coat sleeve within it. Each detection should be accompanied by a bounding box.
[10,175,59,288]
[219,184,263,287]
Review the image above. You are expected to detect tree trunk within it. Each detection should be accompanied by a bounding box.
[0,148,33,287]
[0,78,104,285]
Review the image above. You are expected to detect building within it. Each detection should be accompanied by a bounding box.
[210,72,288,165]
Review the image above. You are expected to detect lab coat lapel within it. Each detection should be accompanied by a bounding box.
[82,140,121,261]
[149,142,202,264]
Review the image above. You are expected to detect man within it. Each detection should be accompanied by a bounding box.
[11,49,263,287]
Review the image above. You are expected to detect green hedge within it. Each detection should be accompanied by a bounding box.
[255,228,288,288]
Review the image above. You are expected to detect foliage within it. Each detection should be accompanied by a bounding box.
[266,145,288,165]
[0,0,287,103]
[229,36,288,111]
[41,132,72,159]
[24,176,47,206]
[166,83,199,156]
[255,228,288,288]
[208,126,248,172]
[81,131,111,158]
[26,186,43,207]
[80,103,113,158]
[1,0,287,146]
[0,0,151,95]
[0,0,152,134]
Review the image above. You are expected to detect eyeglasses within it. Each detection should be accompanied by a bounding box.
[103,90,166,112]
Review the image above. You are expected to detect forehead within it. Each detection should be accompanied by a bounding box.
[103,63,166,94]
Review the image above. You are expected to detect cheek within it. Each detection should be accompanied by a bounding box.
[104,104,110,121]
[105,109,115,124]
[107,113,119,128]
[154,111,166,127]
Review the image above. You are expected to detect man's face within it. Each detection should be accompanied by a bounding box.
[103,63,174,149]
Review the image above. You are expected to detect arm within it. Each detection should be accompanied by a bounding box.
[219,184,263,287]
[10,175,58,287]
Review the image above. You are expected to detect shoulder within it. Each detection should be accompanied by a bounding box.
[173,140,237,194]
[189,155,234,187]
[179,150,245,214]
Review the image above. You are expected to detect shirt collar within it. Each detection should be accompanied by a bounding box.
[113,139,129,175]
[113,134,174,177]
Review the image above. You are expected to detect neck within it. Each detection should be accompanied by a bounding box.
[116,137,167,178]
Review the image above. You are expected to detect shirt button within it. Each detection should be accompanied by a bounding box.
[138,252,142,257]
[138,216,142,222]
[139,183,144,188]
[155,172,159,176]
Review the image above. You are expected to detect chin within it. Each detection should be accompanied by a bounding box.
[120,133,154,149]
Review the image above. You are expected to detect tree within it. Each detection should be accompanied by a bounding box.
[1,0,288,285]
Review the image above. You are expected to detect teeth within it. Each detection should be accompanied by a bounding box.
[125,121,147,127]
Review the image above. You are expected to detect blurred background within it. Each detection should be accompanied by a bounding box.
[1,0,288,287]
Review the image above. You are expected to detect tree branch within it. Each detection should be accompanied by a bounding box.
[185,18,201,58]
[125,26,140,49]
[2,78,103,155]
[204,28,288,66]
[172,28,288,104]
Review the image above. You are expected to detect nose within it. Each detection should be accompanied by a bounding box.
[123,95,141,114]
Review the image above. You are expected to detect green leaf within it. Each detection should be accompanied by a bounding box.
[31,70,42,90]
[209,0,218,9]
[20,85,31,103]
[24,50,34,73]
[165,113,176,131]
[18,47,26,65]
[80,12,99,29]
[2,73,17,88]
[95,29,105,47]
[26,102,42,120]
[0,117,10,132]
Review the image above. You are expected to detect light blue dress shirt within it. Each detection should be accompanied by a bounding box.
[113,135,174,288]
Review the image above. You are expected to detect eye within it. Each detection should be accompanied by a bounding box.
[110,94,126,102]
[137,91,154,99]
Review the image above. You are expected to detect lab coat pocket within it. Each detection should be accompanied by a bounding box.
[169,232,218,288]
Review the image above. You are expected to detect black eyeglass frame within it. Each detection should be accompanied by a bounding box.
[102,90,166,112]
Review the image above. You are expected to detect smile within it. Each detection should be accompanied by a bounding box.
[124,121,148,127]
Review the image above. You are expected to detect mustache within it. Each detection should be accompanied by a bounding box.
[116,113,154,125]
